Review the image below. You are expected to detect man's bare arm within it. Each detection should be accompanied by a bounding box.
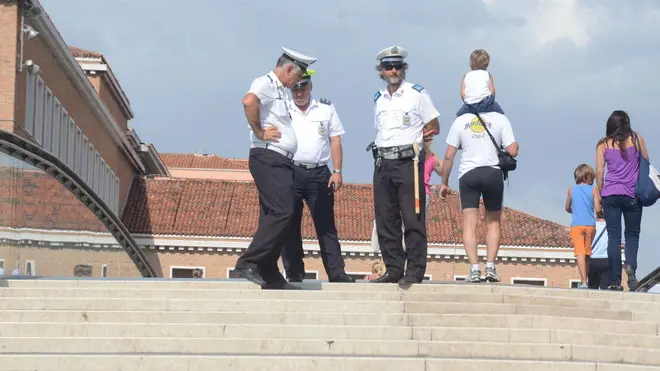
[243,93,263,139]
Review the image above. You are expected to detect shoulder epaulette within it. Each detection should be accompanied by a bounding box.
[265,74,273,82]
[411,84,424,92]
[319,98,331,106]
[374,91,382,103]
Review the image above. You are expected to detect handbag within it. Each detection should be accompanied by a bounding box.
[633,133,660,207]
[466,105,517,180]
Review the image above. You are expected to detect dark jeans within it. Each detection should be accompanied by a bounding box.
[456,95,504,116]
[373,151,427,280]
[235,148,294,284]
[602,195,642,286]
[588,258,609,290]
[281,165,346,280]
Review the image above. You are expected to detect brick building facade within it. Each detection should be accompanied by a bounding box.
[0,0,591,289]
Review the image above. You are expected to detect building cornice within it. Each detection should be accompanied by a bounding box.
[28,1,145,173]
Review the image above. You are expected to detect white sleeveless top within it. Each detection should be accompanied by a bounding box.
[463,70,491,104]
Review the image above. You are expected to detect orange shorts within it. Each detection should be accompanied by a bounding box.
[570,226,596,256]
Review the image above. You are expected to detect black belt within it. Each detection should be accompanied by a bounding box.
[377,145,416,160]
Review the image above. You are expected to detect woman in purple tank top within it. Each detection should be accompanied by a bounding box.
[595,110,650,291]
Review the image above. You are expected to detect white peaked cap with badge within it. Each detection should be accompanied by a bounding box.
[281,47,317,72]
[376,45,408,63]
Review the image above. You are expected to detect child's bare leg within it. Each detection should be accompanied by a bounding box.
[576,254,588,284]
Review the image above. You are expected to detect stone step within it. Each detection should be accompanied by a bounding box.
[1,338,659,366]
[0,322,658,349]
[1,311,657,335]
[2,288,659,313]
[0,297,651,322]
[0,355,656,371]
[4,279,659,303]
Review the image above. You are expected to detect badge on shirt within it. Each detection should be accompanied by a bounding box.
[402,114,410,125]
[318,122,327,135]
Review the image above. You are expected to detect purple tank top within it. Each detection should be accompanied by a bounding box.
[601,146,639,198]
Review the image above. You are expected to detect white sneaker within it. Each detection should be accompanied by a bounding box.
[485,266,500,282]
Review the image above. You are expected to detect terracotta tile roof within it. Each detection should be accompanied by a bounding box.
[68,46,103,59]
[0,168,109,233]
[160,153,249,170]
[122,177,572,248]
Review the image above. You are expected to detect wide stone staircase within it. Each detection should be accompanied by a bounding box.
[0,278,659,370]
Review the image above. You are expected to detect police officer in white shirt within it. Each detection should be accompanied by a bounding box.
[234,46,317,290]
[371,46,440,285]
[280,70,355,283]
[439,111,519,283]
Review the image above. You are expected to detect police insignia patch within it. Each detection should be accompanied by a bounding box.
[411,84,424,92]
[319,98,331,105]
[318,123,327,135]
[374,91,382,102]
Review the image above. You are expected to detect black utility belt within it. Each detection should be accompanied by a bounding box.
[377,145,417,160]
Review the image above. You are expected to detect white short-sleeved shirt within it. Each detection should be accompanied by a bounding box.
[591,220,609,259]
[373,81,440,148]
[463,70,491,104]
[247,71,297,154]
[446,112,516,179]
[290,97,345,164]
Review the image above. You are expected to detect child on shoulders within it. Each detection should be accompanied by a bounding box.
[456,49,505,117]
[565,164,602,289]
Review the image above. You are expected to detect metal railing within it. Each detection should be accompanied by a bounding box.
[0,131,158,278]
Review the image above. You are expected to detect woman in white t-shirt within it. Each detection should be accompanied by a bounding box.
[439,112,519,283]
[456,49,505,117]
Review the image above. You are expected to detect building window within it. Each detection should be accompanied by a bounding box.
[423,275,432,281]
[303,271,319,280]
[25,260,36,276]
[95,153,101,195]
[43,88,53,151]
[454,275,466,281]
[59,109,68,161]
[569,280,581,288]
[87,144,94,186]
[101,264,108,278]
[52,99,61,157]
[67,119,75,169]
[511,277,547,287]
[0,259,5,275]
[170,266,205,279]
[114,176,120,214]
[25,73,36,136]
[75,128,82,174]
[81,135,88,179]
[34,77,45,145]
[227,268,241,278]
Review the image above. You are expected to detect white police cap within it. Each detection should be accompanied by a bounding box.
[281,47,317,72]
[376,45,408,64]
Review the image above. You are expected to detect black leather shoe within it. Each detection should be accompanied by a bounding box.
[370,272,402,283]
[286,275,304,283]
[262,281,302,290]
[330,273,356,283]
[398,276,422,285]
[234,268,266,287]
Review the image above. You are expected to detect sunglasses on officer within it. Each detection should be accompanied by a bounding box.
[381,63,404,71]
[292,80,311,91]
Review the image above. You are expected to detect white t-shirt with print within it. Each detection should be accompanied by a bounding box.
[445,112,516,179]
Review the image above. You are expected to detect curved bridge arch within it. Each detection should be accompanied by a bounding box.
[0,131,158,278]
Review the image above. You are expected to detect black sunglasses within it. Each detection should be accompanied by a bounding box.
[381,63,404,71]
